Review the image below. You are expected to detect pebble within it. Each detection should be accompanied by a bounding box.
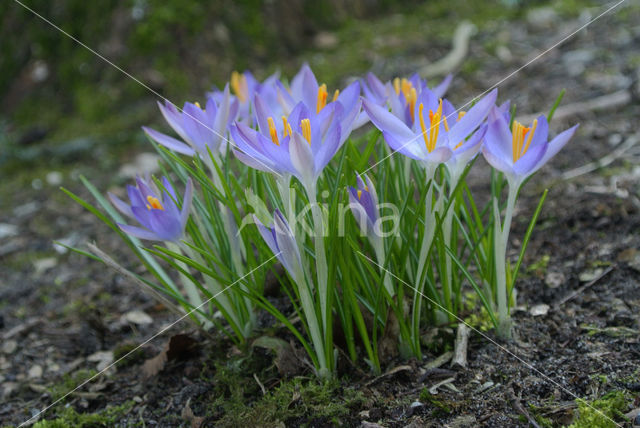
[496,45,512,63]
[526,7,557,29]
[28,364,43,379]
[563,49,595,77]
[123,310,153,325]
[46,171,63,186]
[2,382,19,398]
[530,304,550,317]
[13,201,39,218]
[0,223,18,239]
[578,268,604,282]
[87,351,114,371]
[2,340,17,354]
[33,257,58,275]
[118,152,160,179]
[545,271,565,288]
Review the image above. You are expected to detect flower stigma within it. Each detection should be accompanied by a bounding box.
[146,195,165,211]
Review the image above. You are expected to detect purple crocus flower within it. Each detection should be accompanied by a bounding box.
[348,174,379,237]
[254,209,303,280]
[364,88,497,168]
[482,106,579,188]
[208,70,282,125]
[142,84,238,157]
[108,176,193,242]
[277,64,361,143]
[230,99,343,191]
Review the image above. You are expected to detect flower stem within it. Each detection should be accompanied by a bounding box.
[495,184,518,339]
[308,184,329,332]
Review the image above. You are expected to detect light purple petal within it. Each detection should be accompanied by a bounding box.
[513,143,548,176]
[180,178,193,230]
[363,99,415,142]
[531,124,579,175]
[143,127,195,156]
[289,132,316,187]
[448,89,497,145]
[482,144,514,176]
[108,192,134,219]
[432,74,453,99]
[117,223,161,241]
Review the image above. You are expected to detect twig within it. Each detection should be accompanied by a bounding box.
[518,89,632,125]
[451,324,470,369]
[509,387,541,428]
[253,373,266,395]
[561,134,638,180]
[556,265,615,307]
[420,21,476,77]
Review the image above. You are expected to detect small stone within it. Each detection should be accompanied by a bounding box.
[0,223,18,239]
[33,257,57,275]
[410,401,423,408]
[530,304,550,317]
[47,363,61,373]
[526,7,558,29]
[133,395,143,403]
[314,32,338,49]
[579,268,604,282]
[545,271,565,288]
[87,350,114,370]
[28,365,43,379]
[123,310,153,326]
[46,171,63,186]
[2,382,19,398]
[118,153,160,179]
[31,178,43,190]
[496,45,512,63]
[14,202,39,218]
[2,340,17,354]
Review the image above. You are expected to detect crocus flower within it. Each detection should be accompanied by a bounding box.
[364,88,497,169]
[482,106,579,188]
[254,209,303,281]
[108,176,193,242]
[348,173,379,238]
[208,70,281,125]
[230,99,342,192]
[142,85,238,157]
[277,64,361,143]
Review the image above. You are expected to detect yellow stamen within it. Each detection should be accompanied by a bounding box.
[230,71,247,103]
[393,77,401,95]
[419,100,444,153]
[267,117,279,145]
[194,101,201,109]
[332,89,340,102]
[407,87,417,123]
[357,190,363,199]
[317,84,328,113]
[511,120,537,162]
[146,195,164,211]
[282,116,292,137]
[458,111,466,121]
[301,119,311,145]
[521,119,538,159]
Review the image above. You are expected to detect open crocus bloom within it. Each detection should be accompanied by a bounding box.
[143,85,237,157]
[364,88,497,168]
[231,99,343,190]
[208,70,282,125]
[109,176,193,242]
[482,106,579,188]
[277,64,361,143]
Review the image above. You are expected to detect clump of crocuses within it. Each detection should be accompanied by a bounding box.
[69,63,578,377]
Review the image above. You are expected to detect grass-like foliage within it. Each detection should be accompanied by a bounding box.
[65,65,577,377]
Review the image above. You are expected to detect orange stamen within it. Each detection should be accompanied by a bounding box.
[301,119,312,145]
[317,84,328,113]
[146,195,164,211]
[267,117,279,145]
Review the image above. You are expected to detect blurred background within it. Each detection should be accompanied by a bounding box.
[1,0,596,177]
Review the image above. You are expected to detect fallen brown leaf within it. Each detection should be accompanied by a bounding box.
[141,334,198,379]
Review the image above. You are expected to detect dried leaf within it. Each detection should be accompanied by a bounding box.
[252,336,305,377]
[141,334,198,379]
[181,398,204,428]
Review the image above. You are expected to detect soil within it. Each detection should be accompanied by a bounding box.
[2,1,640,427]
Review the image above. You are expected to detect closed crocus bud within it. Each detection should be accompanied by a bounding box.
[108,176,193,242]
[348,173,379,239]
[254,210,304,282]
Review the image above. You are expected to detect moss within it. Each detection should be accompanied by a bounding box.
[32,401,134,428]
[212,378,364,427]
[419,389,453,417]
[568,390,631,428]
[112,342,146,368]
[48,369,98,402]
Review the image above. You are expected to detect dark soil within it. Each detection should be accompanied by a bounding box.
[2,1,640,427]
